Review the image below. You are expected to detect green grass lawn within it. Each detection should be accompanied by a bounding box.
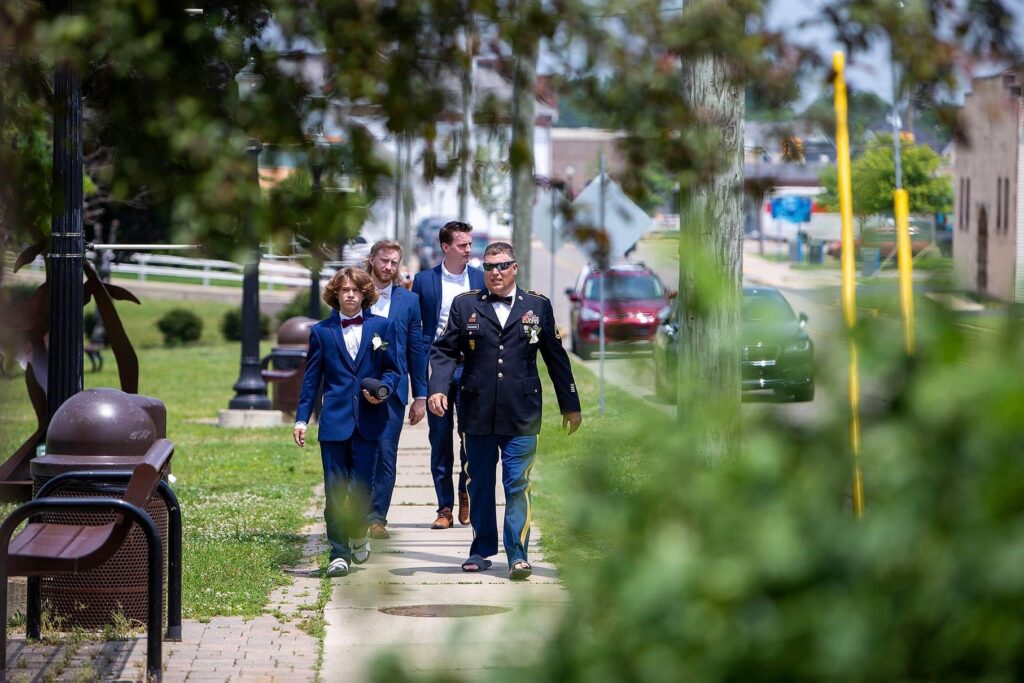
[0,296,322,620]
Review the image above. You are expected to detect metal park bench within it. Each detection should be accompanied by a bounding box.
[0,438,181,682]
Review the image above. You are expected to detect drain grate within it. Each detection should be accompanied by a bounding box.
[379,604,512,618]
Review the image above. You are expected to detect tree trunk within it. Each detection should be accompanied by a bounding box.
[510,33,537,287]
[678,53,744,466]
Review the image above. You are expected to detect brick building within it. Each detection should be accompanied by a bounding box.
[954,68,1024,302]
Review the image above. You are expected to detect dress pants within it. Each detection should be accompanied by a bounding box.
[427,364,467,512]
[320,435,377,562]
[464,434,538,567]
[368,396,405,526]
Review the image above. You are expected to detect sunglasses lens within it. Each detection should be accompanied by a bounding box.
[485,261,514,272]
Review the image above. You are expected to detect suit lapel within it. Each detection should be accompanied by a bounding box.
[390,286,407,320]
[431,266,443,331]
[327,317,356,372]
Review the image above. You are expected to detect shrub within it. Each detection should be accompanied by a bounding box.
[277,290,316,326]
[156,308,203,346]
[220,307,272,342]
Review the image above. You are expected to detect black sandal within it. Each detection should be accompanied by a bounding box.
[461,555,492,572]
[509,560,532,581]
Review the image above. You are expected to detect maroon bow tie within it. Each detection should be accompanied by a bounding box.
[341,315,364,328]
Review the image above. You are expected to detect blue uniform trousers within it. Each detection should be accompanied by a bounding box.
[368,396,405,526]
[464,434,538,567]
[427,365,467,512]
[320,436,377,562]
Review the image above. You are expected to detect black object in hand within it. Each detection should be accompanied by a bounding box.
[361,377,391,401]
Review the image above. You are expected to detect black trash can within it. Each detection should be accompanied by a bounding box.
[808,240,825,265]
[261,316,316,416]
[30,388,170,630]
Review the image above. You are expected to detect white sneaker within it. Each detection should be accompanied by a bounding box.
[327,557,349,577]
[351,537,372,564]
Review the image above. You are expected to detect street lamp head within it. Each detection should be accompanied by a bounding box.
[235,57,263,101]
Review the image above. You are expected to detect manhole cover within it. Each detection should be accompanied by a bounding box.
[379,604,512,618]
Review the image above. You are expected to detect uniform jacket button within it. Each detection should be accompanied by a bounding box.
[498,358,503,364]
[498,372,504,379]
[499,344,504,350]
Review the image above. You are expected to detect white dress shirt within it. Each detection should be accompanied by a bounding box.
[371,283,393,318]
[491,286,517,328]
[339,312,362,360]
[436,262,470,338]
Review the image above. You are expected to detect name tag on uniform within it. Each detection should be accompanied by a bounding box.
[466,323,480,331]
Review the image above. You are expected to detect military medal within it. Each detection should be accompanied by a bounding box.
[469,340,476,350]
[522,310,541,344]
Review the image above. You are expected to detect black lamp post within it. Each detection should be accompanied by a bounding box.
[228,58,271,410]
[47,58,85,421]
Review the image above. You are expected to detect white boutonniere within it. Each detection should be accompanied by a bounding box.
[528,326,540,344]
[372,333,388,351]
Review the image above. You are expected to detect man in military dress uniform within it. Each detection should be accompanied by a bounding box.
[428,242,582,580]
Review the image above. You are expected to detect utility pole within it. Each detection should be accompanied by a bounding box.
[509,26,538,286]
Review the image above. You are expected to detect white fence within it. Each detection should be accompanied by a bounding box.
[5,252,348,290]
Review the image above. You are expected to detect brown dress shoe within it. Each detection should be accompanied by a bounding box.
[458,492,470,526]
[431,508,453,529]
[369,523,390,539]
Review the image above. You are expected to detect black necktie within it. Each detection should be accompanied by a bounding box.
[341,315,364,329]
[487,293,513,305]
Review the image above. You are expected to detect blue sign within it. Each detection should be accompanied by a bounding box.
[771,196,812,223]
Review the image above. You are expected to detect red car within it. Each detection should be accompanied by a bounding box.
[565,264,671,360]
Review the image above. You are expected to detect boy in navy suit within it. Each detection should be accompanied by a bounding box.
[364,240,428,539]
[411,221,485,529]
[294,268,402,577]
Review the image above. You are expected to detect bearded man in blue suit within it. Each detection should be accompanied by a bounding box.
[294,267,402,578]
[412,221,485,529]
[364,240,428,539]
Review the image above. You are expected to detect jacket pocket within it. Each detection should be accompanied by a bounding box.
[522,376,541,396]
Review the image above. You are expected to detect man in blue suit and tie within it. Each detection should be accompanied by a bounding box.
[365,240,428,539]
[412,221,485,529]
[294,267,402,577]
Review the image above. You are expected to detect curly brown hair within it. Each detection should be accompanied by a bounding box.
[322,267,379,311]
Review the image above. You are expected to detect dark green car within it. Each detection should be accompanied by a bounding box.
[653,286,815,402]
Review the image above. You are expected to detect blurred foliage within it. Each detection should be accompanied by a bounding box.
[265,166,369,257]
[377,295,1024,682]
[818,134,953,218]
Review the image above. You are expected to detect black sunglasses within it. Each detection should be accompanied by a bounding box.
[482,260,516,272]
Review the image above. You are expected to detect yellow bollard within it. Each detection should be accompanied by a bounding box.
[833,52,865,518]
[894,188,915,355]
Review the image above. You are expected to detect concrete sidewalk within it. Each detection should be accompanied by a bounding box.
[321,418,567,680]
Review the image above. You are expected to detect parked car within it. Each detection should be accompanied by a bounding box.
[653,286,815,402]
[565,264,671,360]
